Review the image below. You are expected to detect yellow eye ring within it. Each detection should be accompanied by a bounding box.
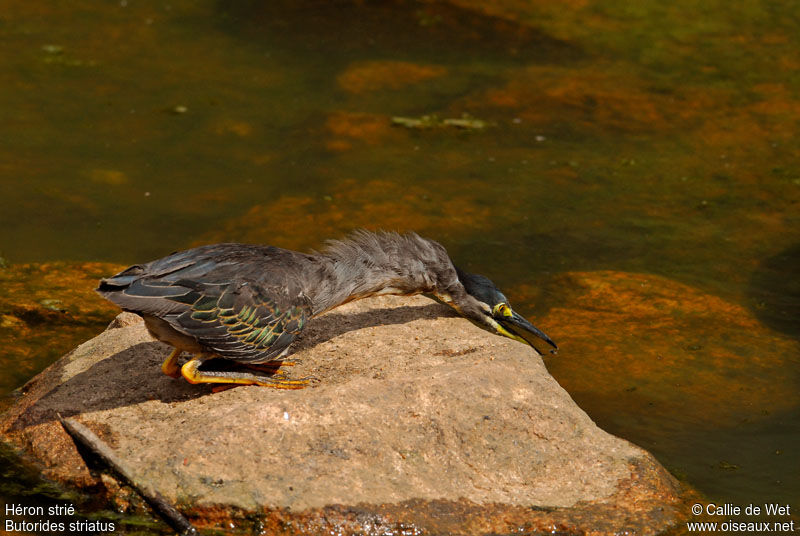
[492,303,512,317]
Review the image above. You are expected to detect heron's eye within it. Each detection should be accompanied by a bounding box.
[492,303,512,317]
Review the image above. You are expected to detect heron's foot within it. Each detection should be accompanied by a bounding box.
[181,356,311,390]
[161,348,182,378]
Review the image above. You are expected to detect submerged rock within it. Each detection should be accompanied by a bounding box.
[196,178,494,253]
[324,111,401,152]
[337,60,447,94]
[542,271,800,426]
[1,295,684,534]
[0,262,122,395]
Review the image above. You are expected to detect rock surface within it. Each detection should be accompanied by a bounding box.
[1,295,684,534]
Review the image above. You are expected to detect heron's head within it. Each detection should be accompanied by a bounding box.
[446,267,558,354]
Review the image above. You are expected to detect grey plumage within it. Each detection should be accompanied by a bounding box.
[97,230,556,387]
[310,230,461,314]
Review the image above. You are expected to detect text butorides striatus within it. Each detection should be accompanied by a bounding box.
[97,231,557,389]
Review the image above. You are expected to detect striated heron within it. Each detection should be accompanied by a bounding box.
[97,231,557,389]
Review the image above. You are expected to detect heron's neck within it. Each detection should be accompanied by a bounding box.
[305,232,459,316]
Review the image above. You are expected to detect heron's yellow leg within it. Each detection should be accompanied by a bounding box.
[161,348,182,378]
[180,356,310,390]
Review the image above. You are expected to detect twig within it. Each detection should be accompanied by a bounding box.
[58,414,197,536]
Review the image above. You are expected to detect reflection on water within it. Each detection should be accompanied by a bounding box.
[1,0,798,528]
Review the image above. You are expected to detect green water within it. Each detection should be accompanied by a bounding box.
[1,0,798,531]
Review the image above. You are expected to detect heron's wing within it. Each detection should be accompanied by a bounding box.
[97,244,311,362]
[97,273,198,317]
[172,280,309,363]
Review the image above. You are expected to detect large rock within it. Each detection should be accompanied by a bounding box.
[1,295,684,534]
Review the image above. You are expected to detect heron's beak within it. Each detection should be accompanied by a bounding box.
[496,308,558,354]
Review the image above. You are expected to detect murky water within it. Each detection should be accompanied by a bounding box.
[1,0,798,531]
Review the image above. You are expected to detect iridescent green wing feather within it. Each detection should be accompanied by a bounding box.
[173,280,309,363]
[97,243,313,362]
